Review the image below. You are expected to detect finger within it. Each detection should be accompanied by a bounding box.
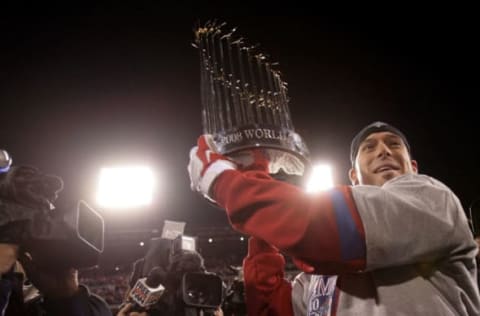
[188,147,198,184]
[188,147,202,190]
[197,138,212,163]
[204,134,216,151]
[189,146,199,161]
[117,302,133,315]
[17,251,36,275]
[198,134,216,153]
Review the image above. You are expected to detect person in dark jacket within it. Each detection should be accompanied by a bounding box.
[0,243,111,316]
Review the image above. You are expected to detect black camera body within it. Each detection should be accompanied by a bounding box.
[0,165,104,269]
[24,200,104,269]
[182,272,223,311]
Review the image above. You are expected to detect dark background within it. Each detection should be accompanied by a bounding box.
[0,8,478,263]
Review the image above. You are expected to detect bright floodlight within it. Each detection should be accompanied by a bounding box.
[96,166,155,208]
[306,164,334,193]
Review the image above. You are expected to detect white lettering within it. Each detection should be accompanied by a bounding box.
[315,277,336,296]
[254,129,264,138]
[219,132,243,145]
[244,129,255,139]
[263,129,273,139]
[271,130,286,141]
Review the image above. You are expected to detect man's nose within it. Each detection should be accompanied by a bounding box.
[376,142,392,157]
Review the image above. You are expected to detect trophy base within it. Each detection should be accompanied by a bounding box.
[211,125,310,164]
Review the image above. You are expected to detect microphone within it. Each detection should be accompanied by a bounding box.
[128,266,166,310]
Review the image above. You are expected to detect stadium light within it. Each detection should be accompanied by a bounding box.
[306,164,334,193]
[96,166,155,209]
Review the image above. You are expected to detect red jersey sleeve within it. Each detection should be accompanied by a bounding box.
[214,170,366,274]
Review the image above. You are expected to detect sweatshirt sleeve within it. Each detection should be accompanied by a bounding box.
[214,169,366,274]
[351,174,477,270]
[243,237,294,316]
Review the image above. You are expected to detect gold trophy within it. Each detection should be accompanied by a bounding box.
[193,21,309,178]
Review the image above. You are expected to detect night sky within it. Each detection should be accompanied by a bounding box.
[0,10,478,237]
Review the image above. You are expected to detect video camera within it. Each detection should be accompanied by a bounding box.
[222,277,246,315]
[128,222,223,315]
[0,150,104,269]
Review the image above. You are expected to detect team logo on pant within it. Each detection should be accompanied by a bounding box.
[307,275,337,316]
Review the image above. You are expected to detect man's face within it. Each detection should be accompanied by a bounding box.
[349,131,417,186]
[0,243,18,274]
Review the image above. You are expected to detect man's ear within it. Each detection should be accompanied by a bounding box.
[348,167,359,185]
[411,160,418,174]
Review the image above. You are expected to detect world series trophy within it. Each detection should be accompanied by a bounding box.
[193,21,310,177]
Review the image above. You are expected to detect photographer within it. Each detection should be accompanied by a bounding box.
[0,150,111,316]
[117,304,224,316]
[119,234,224,316]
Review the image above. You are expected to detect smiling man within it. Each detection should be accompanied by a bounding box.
[188,121,480,315]
[348,122,417,186]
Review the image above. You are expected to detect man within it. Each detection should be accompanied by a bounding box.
[188,121,480,315]
[116,304,223,316]
[0,154,110,316]
[0,242,111,316]
[116,237,223,316]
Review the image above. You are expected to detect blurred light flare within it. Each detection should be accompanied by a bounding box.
[306,164,334,193]
[96,166,155,209]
